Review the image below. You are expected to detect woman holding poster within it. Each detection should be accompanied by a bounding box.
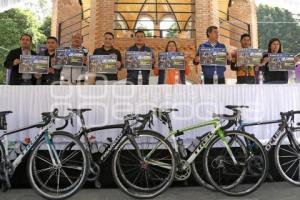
[155,41,189,84]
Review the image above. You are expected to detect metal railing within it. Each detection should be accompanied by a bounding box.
[57,8,91,46]
[218,10,251,44]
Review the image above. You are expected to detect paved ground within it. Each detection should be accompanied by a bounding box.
[1,182,300,200]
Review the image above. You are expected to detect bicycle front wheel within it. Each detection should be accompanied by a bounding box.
[27,131,89,200]
[112,130,176,199]
[275,129,300,185]
[204,131,269,196]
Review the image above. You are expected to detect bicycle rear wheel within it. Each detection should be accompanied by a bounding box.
[0,141,10,192]
[204,131,268,196]
[275,129,300,185]
[27,131,89,200]
[112,130,176,199]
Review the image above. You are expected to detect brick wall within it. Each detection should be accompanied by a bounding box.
[52,0,258,82]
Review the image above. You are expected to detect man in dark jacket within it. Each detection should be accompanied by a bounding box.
[4,33,40,85]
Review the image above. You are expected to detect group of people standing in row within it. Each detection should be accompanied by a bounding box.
[4,26,299,85]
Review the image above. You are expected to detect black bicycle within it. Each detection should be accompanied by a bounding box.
[60,108,176,199]
[0,109,89,200]
[223,106,300,186]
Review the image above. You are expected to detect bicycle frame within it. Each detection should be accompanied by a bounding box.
[0,120,59,170]
[234,115,300,152]
[146,118,239,170]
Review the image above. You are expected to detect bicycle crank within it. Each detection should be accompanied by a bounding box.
[175,160,191,181]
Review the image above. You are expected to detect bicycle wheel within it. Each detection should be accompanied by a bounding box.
[112,130,176,199]
[275,129,300,185]
[0,141,9,192]
[191,132,216,191]
[204,131,269,196]
[27,131,89,200]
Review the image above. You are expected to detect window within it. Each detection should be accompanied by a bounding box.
[114,0,195,38]
[135,16,154,37]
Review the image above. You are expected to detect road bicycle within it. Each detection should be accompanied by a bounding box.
[0,109,89,200]
[58,108,176,199]
[123,106,269,196]
[223,106,300,186]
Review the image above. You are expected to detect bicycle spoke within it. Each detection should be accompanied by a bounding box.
[35,154,53,166]
[56,168,61,195]
[291,164,299,180]
[284,159,299,174]
[61,151,80,164]
[62,165,83,171]
[60,168,74,185]
[280,146,297,155]
[35,167,53,174]
[281,158,299,166]
[43,169,56,187]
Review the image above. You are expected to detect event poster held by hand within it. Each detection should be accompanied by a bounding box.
[199,48,227,66]
[19,55,49,74]
[36,44,48,55]
[269,53,295,71]
[54,48,84,68]
[65,49,84,67]
[125,51,152,70]
[158,52,185,70]
[89,55,117,74]
[54,48,68,68]
[237,48,263,67]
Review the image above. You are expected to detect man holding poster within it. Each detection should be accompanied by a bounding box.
[60,32,88,84]
[194,26,230,84]
[126,30,154,85]
[89,32,122,85]
[231,34,258,84]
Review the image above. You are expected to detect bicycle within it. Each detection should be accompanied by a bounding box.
[58,108,176,199]
[125,107,269,196]
[0,109,89,200]
[223,106,300,186]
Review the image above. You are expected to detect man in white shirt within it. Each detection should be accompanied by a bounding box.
[60,32,88,84]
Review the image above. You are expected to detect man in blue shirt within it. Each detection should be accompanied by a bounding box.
[194,26,229,84]
[126,30,154,85]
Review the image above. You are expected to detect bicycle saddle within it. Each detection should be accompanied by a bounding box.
[154,108,178,114]
[67,108,92,114]
[0,111,12,116]
[225,105,249,110]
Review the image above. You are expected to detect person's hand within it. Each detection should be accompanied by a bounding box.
[34,73,42,79]
[83,56,88,65]
[116,61,122,70]
[194,56,200,63]
[231,57,236,63]
[50,57,56,66]
[226,54,232,62]
[48,67,55,74]
[262,57,270,65]
[153,67,159,76]
[13,59,20,66]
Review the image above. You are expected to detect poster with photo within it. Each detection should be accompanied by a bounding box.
[237,48,263,67]
[54,48,67,68]
[36,44,48,55]
[199,48,227,66]
[125,51,152,70]
[158,52,185,70]
[19,55,49,74]
[269,53,295,71]
[65,49,84,67]
[89,55,117,73]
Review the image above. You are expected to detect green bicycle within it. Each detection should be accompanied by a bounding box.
[117,107,269,196]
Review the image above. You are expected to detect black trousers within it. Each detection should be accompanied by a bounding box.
[204,77,225,84]
[237,76,256,84]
